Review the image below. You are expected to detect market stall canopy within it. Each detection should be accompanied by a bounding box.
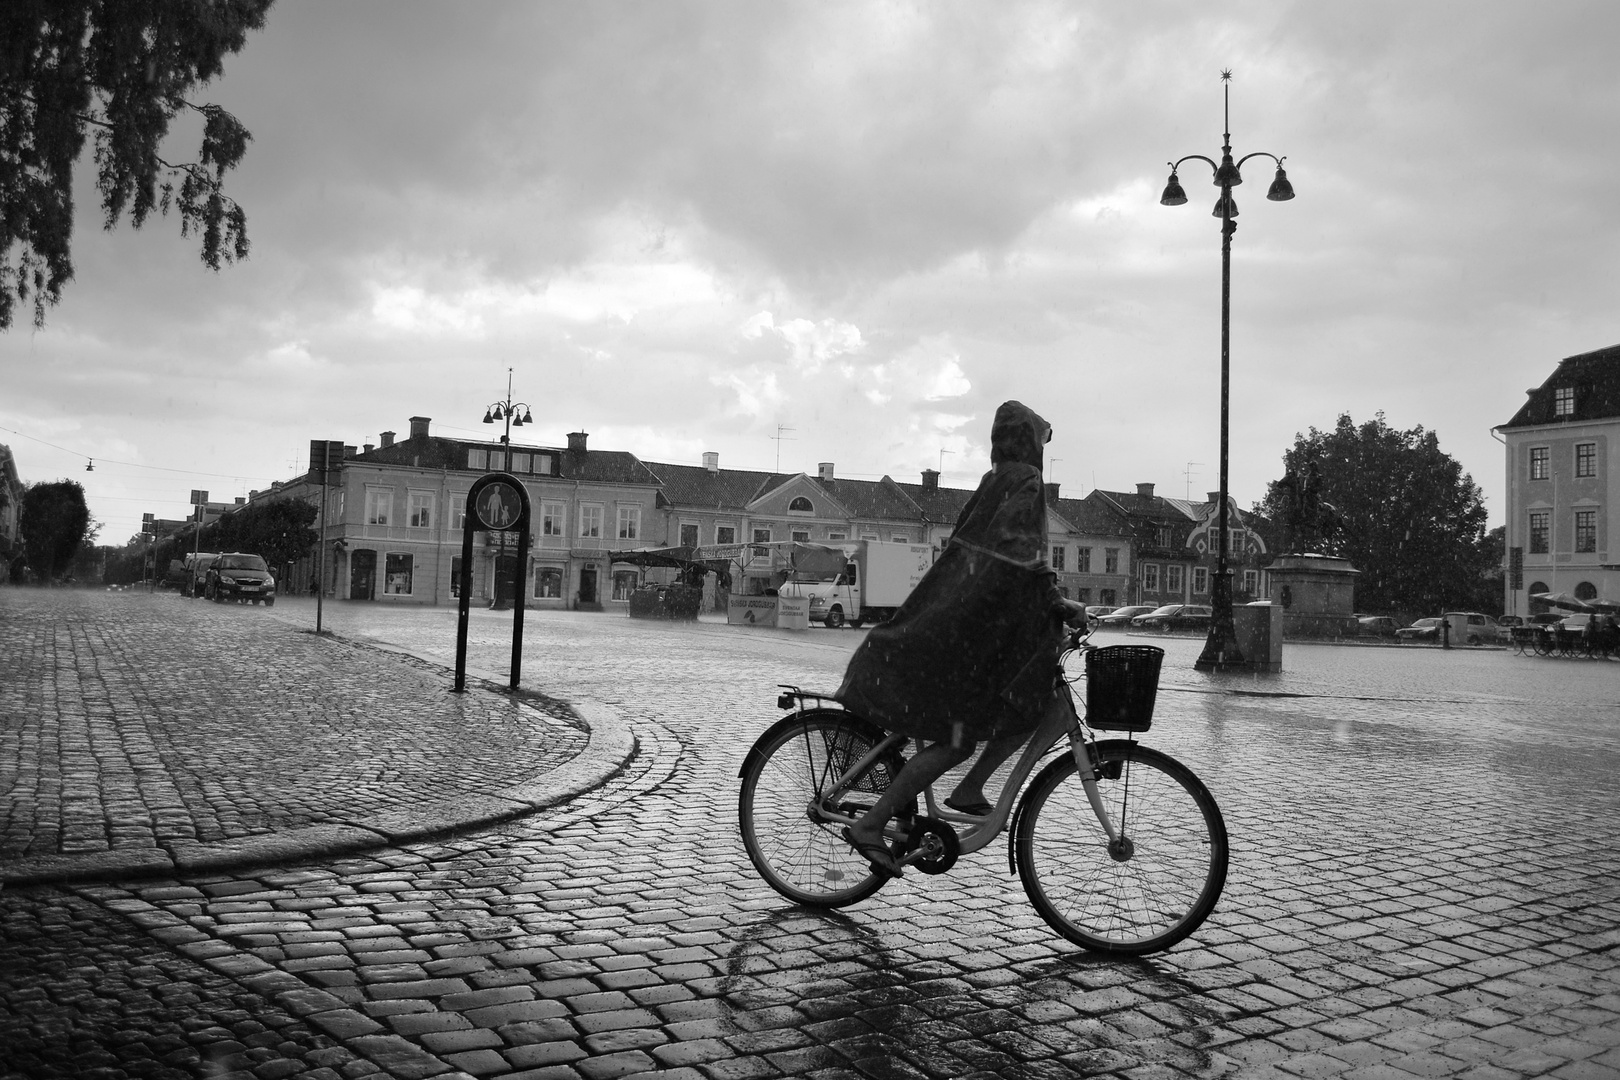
[1529,590,1594,612]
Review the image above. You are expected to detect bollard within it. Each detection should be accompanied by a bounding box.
[1441,619,1450,650]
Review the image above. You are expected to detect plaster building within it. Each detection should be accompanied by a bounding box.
[0,443,23,568]
[1495,343,1620,615]
[1085,483,1272,607]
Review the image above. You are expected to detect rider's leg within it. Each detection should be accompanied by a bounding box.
[948,690,1075,809]
[845,739,973,849]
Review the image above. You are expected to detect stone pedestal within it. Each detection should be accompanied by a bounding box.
[1269,554,1360,639]
[1233,601,1283,671]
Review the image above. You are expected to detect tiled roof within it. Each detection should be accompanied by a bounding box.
[891,479,976,524]
[644,462,786,511]
[1501,343,1620,428]
[1051,496,1133,536]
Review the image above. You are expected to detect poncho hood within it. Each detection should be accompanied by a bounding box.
[990,400,1051,472]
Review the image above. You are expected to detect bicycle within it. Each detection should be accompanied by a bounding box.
[736,626,1229,956]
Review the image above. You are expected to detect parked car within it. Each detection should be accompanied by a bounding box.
[1443,611,1502,645]
[1095,604,1159,629]
[1528,613,1564,627]
[205,552,277,605]
[1396,617,1443,642]
[1131,604,1213,632]
[1084,605,1116,620]
[1498,615,1525,628]
[1357,615,1399,638]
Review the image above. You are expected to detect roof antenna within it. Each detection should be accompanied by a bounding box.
[770,424,796,472]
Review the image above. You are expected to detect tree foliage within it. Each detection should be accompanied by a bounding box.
[1258,413,1494,617]
[201,495,317,571]
[19,478,95,579]
[0,0,273,329]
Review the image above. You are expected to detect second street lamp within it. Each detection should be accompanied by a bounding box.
[1161,70,1294,672]
[481,367,533,474]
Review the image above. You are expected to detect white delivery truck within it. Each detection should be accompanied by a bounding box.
[791,540,935,628]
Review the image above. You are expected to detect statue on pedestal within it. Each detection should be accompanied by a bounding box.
[1273,458,1341,555]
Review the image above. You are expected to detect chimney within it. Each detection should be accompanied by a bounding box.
[379,430,396,448]
[344,445,357,459]
[1136,482,1155,500]
[921,468,939,491]
[702,451,719,472]
[818,462,835,481]
[234,496,246,505]
[567,431,589,461]
[363,443,375,453]
[248,491,259,499]
[1045,482,1060,502]
[409,416,431,440]
[1207,491,1223,505]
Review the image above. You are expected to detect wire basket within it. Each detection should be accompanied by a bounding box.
[1085,645,1165,732]
[823,724,901,793]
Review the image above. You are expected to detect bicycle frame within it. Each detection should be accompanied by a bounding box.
[804,644,1124,869]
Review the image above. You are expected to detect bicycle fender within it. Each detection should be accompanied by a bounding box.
[736,708,888,779]
[1005,739,1136,875]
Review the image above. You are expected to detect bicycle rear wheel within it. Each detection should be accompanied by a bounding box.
[1014,741,1227,955]
[737,710,903,908]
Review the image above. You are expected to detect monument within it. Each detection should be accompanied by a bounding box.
[1268,459,1360,639]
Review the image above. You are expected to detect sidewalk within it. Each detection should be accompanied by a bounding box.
[0,589,635,885]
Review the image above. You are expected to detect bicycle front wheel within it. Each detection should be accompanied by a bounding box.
[1014,741,1227,955]
[737,710,901,908]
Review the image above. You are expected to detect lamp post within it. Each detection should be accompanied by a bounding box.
[481,367,533,473]
[1160,70,1294,672]
[480,368,532,611]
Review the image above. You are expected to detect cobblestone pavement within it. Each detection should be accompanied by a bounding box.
[0,589,610,882]
[5,593,1620,1079]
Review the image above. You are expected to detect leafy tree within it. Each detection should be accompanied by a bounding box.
[1258,413,1493,617]
[1,0,273,329]
[201,495,316,575]
[19,478,96,579]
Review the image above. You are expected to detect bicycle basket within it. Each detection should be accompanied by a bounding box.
[1085,645,1164,732]
[822,724,899,793]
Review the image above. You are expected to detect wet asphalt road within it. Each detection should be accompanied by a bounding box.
[3,591,1619,1079]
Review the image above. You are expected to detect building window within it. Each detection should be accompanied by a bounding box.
[827,532,847,541]
[1576,443,1597,479]
[449,494,465,532]
[541,501,564,537]
[331,490,345,520]
[1155,525,1172,548]
[1530,446,1549,480]
[1075,588,1091,604]
[365,489,392,526]
[716,524,737,545]
[861,533,880,541]
[408,492,433,529]
[1143,564,1160,591]
[1243,569,1259,596]
[1104,548,1119,574]
[680,522,699,548]
[1166,564,1184,593]
[384,553,412,594]
[1075,547,1091,573]
[1194,566,1208,594]
[579,504,603,538]
[1051,545,1066,572]
[509,452,530,473]
[617,506,640,541]
[792,530,810,542]
[450,556,462,597]
[612,570,638,600]
[788,496,814,513]
[1555,386,1575,416]
[891,535,909,543]
[1575,510,1597,553]
[534,567,563,598]
[1529,511,1550,554]
[1100,589,1116,606]
[467,448,488,470]
[752,527,771,555]
[1575,580,1598,601]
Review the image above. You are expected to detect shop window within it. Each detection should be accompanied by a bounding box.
[450,556,462,597]
[612,570,639,600]
[1143,564,1160,591]
[1076,588,1091,604]
[1166,564,1184,593]
[534,567,563,598]
[1575,580,1598,601]
[384,553,413,594]
[1100,589,1116,606]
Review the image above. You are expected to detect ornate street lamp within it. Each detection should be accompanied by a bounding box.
[1161,70,1294,671]
[481,367,533,473]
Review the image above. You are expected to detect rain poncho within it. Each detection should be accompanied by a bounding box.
[836,400,1067,746]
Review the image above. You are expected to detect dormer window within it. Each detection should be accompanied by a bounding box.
[1554,386,1575,417]
[788,496,814,513]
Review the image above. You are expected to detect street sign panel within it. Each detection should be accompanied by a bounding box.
[190,489,208,505]
[1509,545,1524,591]
[310,440,345,478]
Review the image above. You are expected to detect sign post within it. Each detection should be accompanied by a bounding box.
[455,473,531,692]
[309,441,345,633]
[1508,545,1524,618]
[141,513,155,592]
[188,490,208,598]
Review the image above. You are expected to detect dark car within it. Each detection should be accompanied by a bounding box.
[1395,617,1442,642]
[205,552,277,605]
[1095,604,1159,629]
[1131,604,1213,632]
[1357,615,1399,638]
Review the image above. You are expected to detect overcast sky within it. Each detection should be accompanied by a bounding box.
[4,0,1617,545]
